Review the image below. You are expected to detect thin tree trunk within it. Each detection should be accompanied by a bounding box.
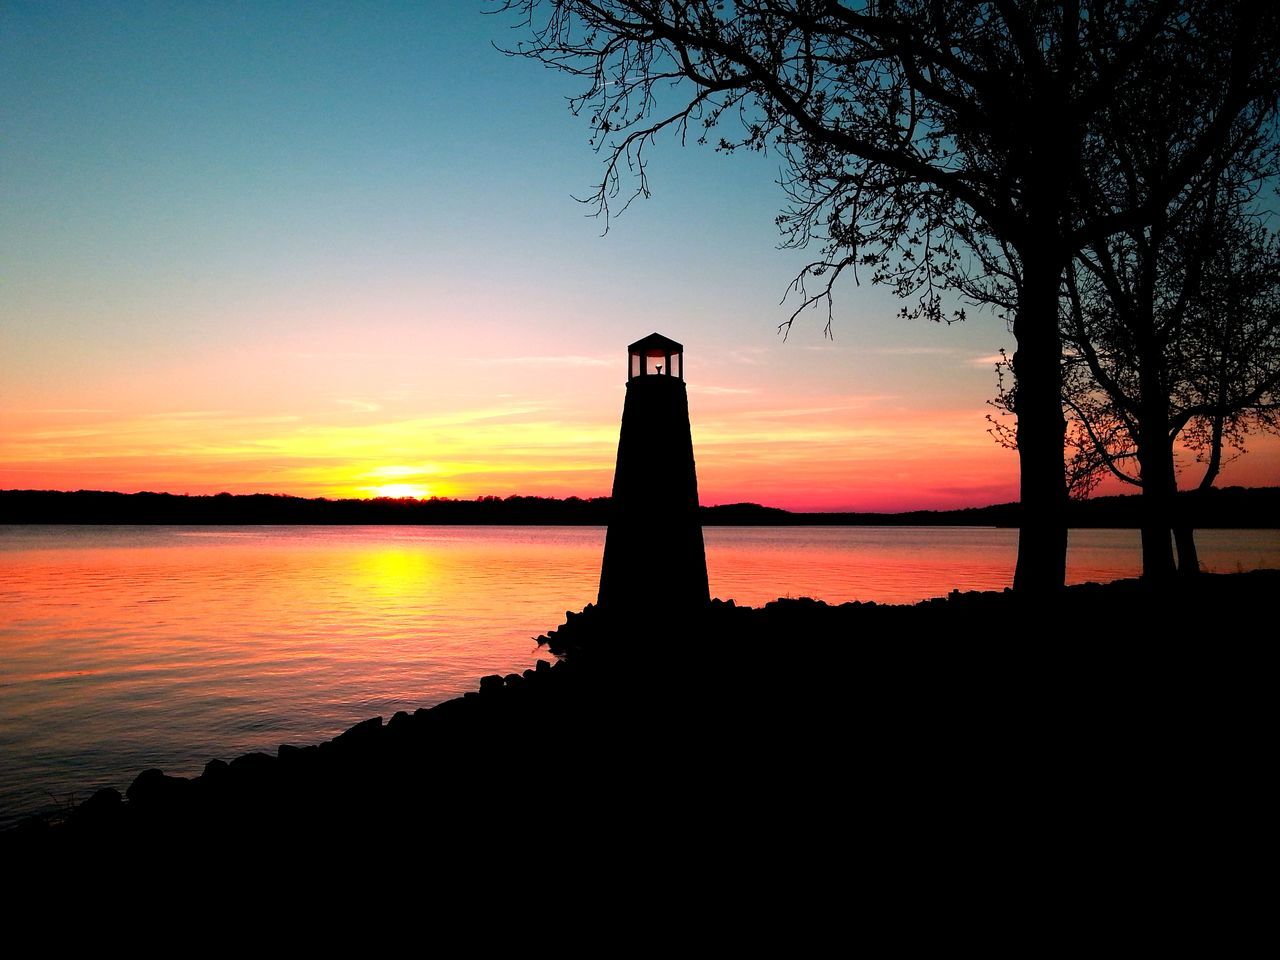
[1173,520,1200,575]
[1161,424,1204,580]
[1174,414,1225,576]
[1197,414,1225,491]
[1012,257,1069,593]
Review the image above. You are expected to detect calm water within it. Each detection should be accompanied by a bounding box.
[2,524,1277,826]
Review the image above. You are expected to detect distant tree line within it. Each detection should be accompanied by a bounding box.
[2,488,1275,528]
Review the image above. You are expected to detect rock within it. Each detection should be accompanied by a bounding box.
[202,758,229,781]
[278,743,306,763]
[126,768,191,806]
[127,768,162,802]
[71,787,122,826]
[229,751,277,778]
[479,674,505,694]
[331,716,383,750]
[535,659,552,673]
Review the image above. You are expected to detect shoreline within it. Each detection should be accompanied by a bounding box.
[5,568,1275,857]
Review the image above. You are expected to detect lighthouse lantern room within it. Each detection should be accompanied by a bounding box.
[628,332,684,381]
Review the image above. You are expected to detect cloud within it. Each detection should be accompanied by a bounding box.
[689,385,760,396]
[468,355,612,368]
[334,399,383,413]
[968,354,1008,367]
[140,412,303,425]
[2,407,119,415]
[286,350,396,360]
[142,410,232,420]
[726,347,771,365]
[748,397,899,417]
[867,346,961,357]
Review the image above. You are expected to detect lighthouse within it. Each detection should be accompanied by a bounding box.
[598,333,710,612]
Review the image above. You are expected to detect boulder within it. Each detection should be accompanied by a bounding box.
[202,758,230,781]
[228,751,277,781]
[70,787,122,827]
[126,768,191,806]
[330,716,383,751]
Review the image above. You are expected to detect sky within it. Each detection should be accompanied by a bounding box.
[2,2,1275,512]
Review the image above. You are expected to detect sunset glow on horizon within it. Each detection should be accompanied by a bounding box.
[3,4,1276,512]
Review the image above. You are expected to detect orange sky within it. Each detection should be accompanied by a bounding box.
[0,323,1027,511]
[4,318,1274,511]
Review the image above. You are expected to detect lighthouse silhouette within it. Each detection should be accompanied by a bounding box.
[598,333,710,612]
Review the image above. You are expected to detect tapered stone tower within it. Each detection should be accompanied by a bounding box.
[598,333,710,612]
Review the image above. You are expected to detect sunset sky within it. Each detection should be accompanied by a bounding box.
[3,2,1276,512]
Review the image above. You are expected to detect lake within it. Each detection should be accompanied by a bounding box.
[2,524,1277,826]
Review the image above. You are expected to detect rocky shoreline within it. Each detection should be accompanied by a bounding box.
[5,570,1273,862]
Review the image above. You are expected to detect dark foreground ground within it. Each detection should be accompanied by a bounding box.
[4,571,1273,902]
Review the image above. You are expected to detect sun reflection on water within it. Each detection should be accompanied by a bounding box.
[352,548,439,598]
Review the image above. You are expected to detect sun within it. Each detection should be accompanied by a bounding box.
[370,483,429,499]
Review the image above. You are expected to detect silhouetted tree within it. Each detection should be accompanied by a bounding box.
[1055,164,1280,576]
[497,0,1280,591]
[1061,25,1280,579]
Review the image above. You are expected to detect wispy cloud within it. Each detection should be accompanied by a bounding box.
[689,384,760,396]
[868,346,960,357]
[334,399,382,413]
[141,411,303,425]
[286,351,397,361]
[749,397,899,417]
[468,355,613,368]
[142,410,232,420]
[2,407,118,415]
[968,354,1007,367]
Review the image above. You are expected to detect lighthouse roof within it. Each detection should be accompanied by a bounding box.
[628,332,684,355]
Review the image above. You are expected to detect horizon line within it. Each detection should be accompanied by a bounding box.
[3,485,1276,517]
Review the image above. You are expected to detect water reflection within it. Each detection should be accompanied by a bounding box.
[354,548,440,599]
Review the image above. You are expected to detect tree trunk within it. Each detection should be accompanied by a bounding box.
[1012,257,1069,593]
[1174,469,1201,575]
[1135,419,1177,583]
[1176,414,1225,577]
[1197,414,1225,491]
[1131,288,1178,578]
